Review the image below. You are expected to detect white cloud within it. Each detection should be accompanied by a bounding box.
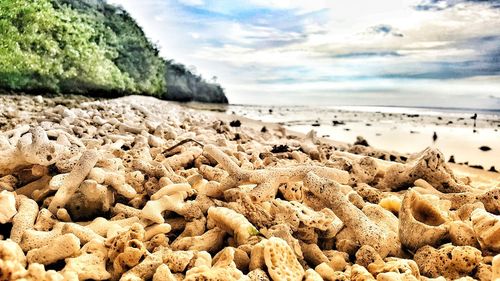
[107,0,500,108]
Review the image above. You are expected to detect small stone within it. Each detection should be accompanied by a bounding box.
[479,146,491,152]
[229,120,241,127]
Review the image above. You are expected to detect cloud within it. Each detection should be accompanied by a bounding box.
[332,51,403,58]
[415,0,500,11]
[107,0,500,108]
[369,24,404,37]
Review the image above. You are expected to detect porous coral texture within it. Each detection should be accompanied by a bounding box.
[0,94,497,281]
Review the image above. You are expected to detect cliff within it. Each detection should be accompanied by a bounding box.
[0,0,227,103]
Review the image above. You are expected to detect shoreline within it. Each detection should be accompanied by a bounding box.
[226,103,500,115]
[184,101,500,172]
[195,103,500,187]
[1,93,497,177]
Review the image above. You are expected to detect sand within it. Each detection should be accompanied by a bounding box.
[186,102,500,172]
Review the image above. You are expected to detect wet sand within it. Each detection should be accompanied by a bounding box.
[186,103,500,172]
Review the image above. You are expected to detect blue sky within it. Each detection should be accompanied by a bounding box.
[108,0,500,109]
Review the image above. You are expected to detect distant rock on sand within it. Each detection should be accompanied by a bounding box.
[448,155,455,163]
[354,136,369,146]
[479,146,491,152]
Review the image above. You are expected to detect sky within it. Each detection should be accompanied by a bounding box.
[107,0,500,109]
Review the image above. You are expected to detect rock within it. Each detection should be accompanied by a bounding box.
[271,145,289,153]
[229,120,241,127]
[448,155,455,163]
[354,136,369,147]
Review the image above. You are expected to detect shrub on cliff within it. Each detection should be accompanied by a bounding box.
[0,0,135,94]
[0,0,227,103]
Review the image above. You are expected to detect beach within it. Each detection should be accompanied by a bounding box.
[0,94,499,280]
[186,103,500,172]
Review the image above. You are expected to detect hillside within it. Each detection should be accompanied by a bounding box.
[0,0,227,103]
[165,60,228,103]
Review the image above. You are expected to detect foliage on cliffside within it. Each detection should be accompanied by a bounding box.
[166,61,228,103]
[0,0,227,103]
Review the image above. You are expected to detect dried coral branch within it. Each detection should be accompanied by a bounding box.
[0,190,16,224]
[204,144,349,201]
[376,148,472,193]
[304,172,401,258]
[207,206,258,246]
[48,149,100,214]
[10,196,38,244]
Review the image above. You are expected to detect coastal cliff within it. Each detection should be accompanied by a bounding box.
[0,0,227,103]
[165,61,228,103]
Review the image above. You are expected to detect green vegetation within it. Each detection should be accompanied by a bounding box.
[0,0,227,103]
[166,61,228,103]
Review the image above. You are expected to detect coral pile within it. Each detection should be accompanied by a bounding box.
[0,94,498,281]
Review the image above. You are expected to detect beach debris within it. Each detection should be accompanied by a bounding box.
[413,179,500,214]
[264,237,304,281]
[469,164,484,170]
[229,120,241,127]
[414,244,482,279]
[398,189,450,251]
[203,143,349,202]
[0,190,16,224]
[354,136,369,146]
[0,94,497,281]
[208,206,258,245]
[376,147,471,193]
[271,144,289,153]
[471,208,500,252]
[26,233,80,265]
[448,155,455,163]
[10,196,38,244]
[493,254,500,280]
[304,172,401,258]
[479,145,491,151]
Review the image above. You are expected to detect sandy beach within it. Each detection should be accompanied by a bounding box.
[0,94,499,281]
[185,103,500,172]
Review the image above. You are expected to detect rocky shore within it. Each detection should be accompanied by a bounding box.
[0,94,499,281]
